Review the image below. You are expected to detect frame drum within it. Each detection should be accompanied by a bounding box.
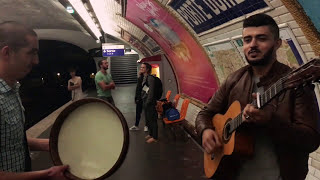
[50,98,129,180]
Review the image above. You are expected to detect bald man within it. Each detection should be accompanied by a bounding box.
[0,21,68,179]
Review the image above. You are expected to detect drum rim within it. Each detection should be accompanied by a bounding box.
[49,97,129,180]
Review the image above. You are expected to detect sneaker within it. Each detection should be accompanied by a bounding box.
[144,126,148,132]
[129,126,139,131]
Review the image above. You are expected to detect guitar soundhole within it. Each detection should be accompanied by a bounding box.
[223,120,232,142]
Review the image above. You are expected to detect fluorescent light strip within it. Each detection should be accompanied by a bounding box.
[90,0,121,37]
[68,0,102,39]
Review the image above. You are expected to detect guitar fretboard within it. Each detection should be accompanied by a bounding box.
[228,77,286,133]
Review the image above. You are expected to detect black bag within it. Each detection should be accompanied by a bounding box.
[146,75,163,100]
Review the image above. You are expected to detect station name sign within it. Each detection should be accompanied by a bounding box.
[102,44,125,56]
[168,0,268,34]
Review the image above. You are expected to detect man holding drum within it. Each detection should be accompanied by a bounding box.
[0,21,68,179]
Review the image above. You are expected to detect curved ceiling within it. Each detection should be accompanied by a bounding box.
[35,29,99,51]
[0,0,99,51]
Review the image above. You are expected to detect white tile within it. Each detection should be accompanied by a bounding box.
[266,6,288,18]
[317,153,320,163]
[297,36,310,44]
[305,52,317,60]
[288,21,300,29]
[311,152,318,159]
[306,173,319,180]
[309,165,316,175]
[279,13,294,23]
[270,0,283,8]
[292,28,305,37]
[312,159,320,170]
[315,169,320,179]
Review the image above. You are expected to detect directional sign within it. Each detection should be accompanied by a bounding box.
[102,44,125,56]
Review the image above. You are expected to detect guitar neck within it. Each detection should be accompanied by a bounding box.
[228,77,286,133]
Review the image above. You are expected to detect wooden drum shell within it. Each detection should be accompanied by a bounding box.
[50,98,129,180]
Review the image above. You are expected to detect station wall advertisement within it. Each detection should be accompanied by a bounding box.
[126,0,219,102]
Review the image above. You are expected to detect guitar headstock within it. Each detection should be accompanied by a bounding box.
[284,58,320,89]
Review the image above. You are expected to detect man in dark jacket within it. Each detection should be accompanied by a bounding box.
[129,68,148,132]
[196,13,320,180]
[141,62,158,143]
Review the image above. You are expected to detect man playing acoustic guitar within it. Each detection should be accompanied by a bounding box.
[196,13,320,180]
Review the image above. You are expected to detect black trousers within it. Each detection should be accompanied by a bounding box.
[98,96,115,106]
[144,104,158,139]
[134,101,143,126]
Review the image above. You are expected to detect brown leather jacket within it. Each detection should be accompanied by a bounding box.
[196,61,320,180]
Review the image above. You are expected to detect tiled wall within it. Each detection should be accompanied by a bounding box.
[156,0,320,179]
[308,148,320,180]
[160,0,317,60]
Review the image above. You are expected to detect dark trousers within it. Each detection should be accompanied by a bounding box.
[144,104,158,139]
[135,101,143,126]
[98,96,115,106]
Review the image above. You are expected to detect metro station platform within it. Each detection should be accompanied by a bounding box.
[27,84,207,180]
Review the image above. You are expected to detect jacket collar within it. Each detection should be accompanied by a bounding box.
[247,61,290,88]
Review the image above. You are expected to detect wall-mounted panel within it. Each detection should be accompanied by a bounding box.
[121,30,153,57]
[205,40,246,84]
[126,0,219,102]
[204,25,307,84]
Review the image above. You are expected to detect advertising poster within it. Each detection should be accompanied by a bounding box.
[126,0,219,102]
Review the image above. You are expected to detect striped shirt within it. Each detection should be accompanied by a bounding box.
[0,79,28,172]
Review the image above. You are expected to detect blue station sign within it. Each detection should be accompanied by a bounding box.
[102,44,125,57]
[169,0,268,34]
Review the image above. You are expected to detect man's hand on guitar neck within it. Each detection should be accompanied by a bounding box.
[202,129,222,154]
[242,93,273,125]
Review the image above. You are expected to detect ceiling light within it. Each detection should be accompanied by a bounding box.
[68,0,102,39]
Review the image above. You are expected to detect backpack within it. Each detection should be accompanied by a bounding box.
[165,108,180,121]
[146,75,163,100]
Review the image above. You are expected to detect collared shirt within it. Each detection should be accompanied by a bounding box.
[0,79,26,172]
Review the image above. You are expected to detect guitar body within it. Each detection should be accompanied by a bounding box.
[204,100,241,178]
[202,58,320,179]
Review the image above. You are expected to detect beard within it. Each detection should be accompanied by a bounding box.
[245,46,274,66]
[103,67,108,70]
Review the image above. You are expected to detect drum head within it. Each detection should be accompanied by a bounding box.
[50,98,129,180]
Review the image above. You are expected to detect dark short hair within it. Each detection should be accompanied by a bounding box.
[0,21,37,52]
[68,67,76,73]
[243,13,279,40]
[98,59,107,68]
[142,62,152,74]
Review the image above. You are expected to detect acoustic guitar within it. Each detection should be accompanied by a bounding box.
[204,58,320,178]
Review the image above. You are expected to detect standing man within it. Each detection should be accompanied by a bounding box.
[0,21,68,179]
[141,63,158,143]
[95,59,115,106]
[129,68,148,132]
[196,13,320,180]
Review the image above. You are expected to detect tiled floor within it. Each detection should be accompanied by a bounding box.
[30,84,207,180]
